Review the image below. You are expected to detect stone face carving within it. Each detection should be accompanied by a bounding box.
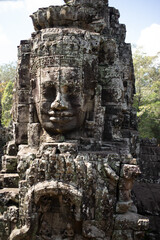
[30,27,100,138]
[33,49,96,134]
[0,0,149,240]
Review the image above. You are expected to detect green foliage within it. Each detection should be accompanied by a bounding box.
[1,80,14,127]
[133,48,160,142]
[0,63,16,127]
[0,63,16,94]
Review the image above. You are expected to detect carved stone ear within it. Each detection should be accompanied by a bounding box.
[99,38,117,65]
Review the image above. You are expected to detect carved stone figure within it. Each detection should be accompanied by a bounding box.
[0,1,149,240]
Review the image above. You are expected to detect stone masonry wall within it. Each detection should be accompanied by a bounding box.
[132,139,160,240]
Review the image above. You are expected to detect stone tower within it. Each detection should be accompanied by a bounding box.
[0,0,148,239]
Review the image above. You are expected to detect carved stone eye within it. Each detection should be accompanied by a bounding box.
[42,83,56,101]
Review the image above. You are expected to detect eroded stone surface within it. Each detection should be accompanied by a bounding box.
[0,0,149,239]
[132,139,160,240]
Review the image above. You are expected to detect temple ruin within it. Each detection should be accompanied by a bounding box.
[0,0,150,239]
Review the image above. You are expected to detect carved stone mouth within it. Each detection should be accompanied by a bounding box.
[48,111,74,122]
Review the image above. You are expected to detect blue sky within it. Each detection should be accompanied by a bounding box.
[111,0,160,43]
[0,0,160,64]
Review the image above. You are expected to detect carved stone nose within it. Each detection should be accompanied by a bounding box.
[51,92,69,110]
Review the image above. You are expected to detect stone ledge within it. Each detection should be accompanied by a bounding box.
[0,174,19,188]
[115,212,149,231]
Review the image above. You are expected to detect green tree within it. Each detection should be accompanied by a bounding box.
[0,63,16,127]
[1,80,14,127]
[0,63,16,94]
[133,49,160,142]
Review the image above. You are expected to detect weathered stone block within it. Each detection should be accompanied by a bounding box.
[14,123,28,144]
[1,156,17,173]
[19,40,31,53]
[28,123,41,147]
[121,129,132,138]
[119,189,131,202]
[116,200,133,214]
[102,88,123,104]
[82,221,106,239]
[114,212,149,231]
[0,188,19,209]
[112,230,133,240]
[0,216,7,239]
[3,174,19,188]
[17,105,29,123]
[134,231,145,240]
[119,178,133,190]
[18,53,30,66]
[17,90,29,104]
[6,141,17,156]
[132,182,160,220]
[17,67,30,89]
[121,164,141,179]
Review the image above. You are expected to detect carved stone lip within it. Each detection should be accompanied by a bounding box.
[48,110,74,122]
[49,116,73,123]
[48,110,74,117]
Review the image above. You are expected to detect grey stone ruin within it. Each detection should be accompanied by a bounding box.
[0,0,149,239]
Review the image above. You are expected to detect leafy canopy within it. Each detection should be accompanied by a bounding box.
[0,63,16,127]
[133,48,160,142]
